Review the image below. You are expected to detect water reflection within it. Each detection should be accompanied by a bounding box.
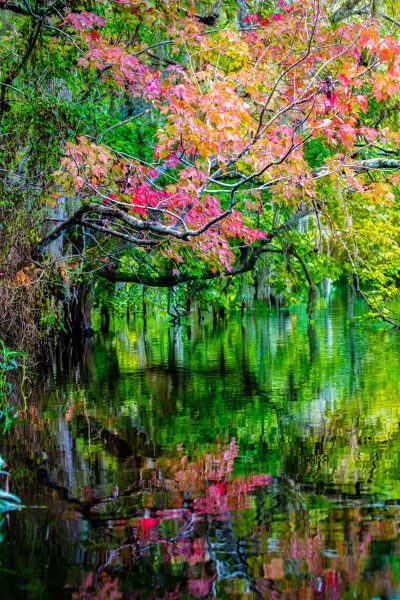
[1,295,400,598]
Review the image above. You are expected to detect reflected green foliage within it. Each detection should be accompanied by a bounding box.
[1,293,400,597]
[0,342,25,432]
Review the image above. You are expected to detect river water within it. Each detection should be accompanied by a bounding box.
[1,293,400,598]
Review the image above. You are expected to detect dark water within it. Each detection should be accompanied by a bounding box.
[2,294,400,598]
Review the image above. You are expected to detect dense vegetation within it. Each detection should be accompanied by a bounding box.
[2,0,400,351]
[3,3,400,595]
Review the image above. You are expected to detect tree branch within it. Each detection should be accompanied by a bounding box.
[315,158,400,179]
[39,200,309,256]
[99,209,312,287]
[331,0,367,23]
[0,0,65,18]
[0,1,29,16]
[331,1,400,28]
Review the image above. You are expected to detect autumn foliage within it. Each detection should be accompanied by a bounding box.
[37,0,399,317]
[3,0,400,338]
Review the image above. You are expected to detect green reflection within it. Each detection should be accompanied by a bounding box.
[1,292,400,598]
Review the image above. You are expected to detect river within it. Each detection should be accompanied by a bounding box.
[1,291,400,598]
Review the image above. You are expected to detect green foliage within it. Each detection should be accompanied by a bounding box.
[0,342,25,432]
[303,137,331,168]
[103,113,159,163]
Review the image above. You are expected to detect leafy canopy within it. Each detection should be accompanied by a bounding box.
[3,1,400,322]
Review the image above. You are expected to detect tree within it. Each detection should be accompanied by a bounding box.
[2,0,400,342]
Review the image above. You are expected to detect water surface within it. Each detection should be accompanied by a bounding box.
[1,294,400,598]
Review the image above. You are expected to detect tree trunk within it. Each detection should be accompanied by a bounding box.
[63,281,95,339]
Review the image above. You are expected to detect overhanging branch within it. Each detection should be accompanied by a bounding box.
[39,202,311,256]
[99,209,312,287]
[315,158,400,179]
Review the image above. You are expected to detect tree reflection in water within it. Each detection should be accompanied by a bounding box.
[1,296,400,598]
